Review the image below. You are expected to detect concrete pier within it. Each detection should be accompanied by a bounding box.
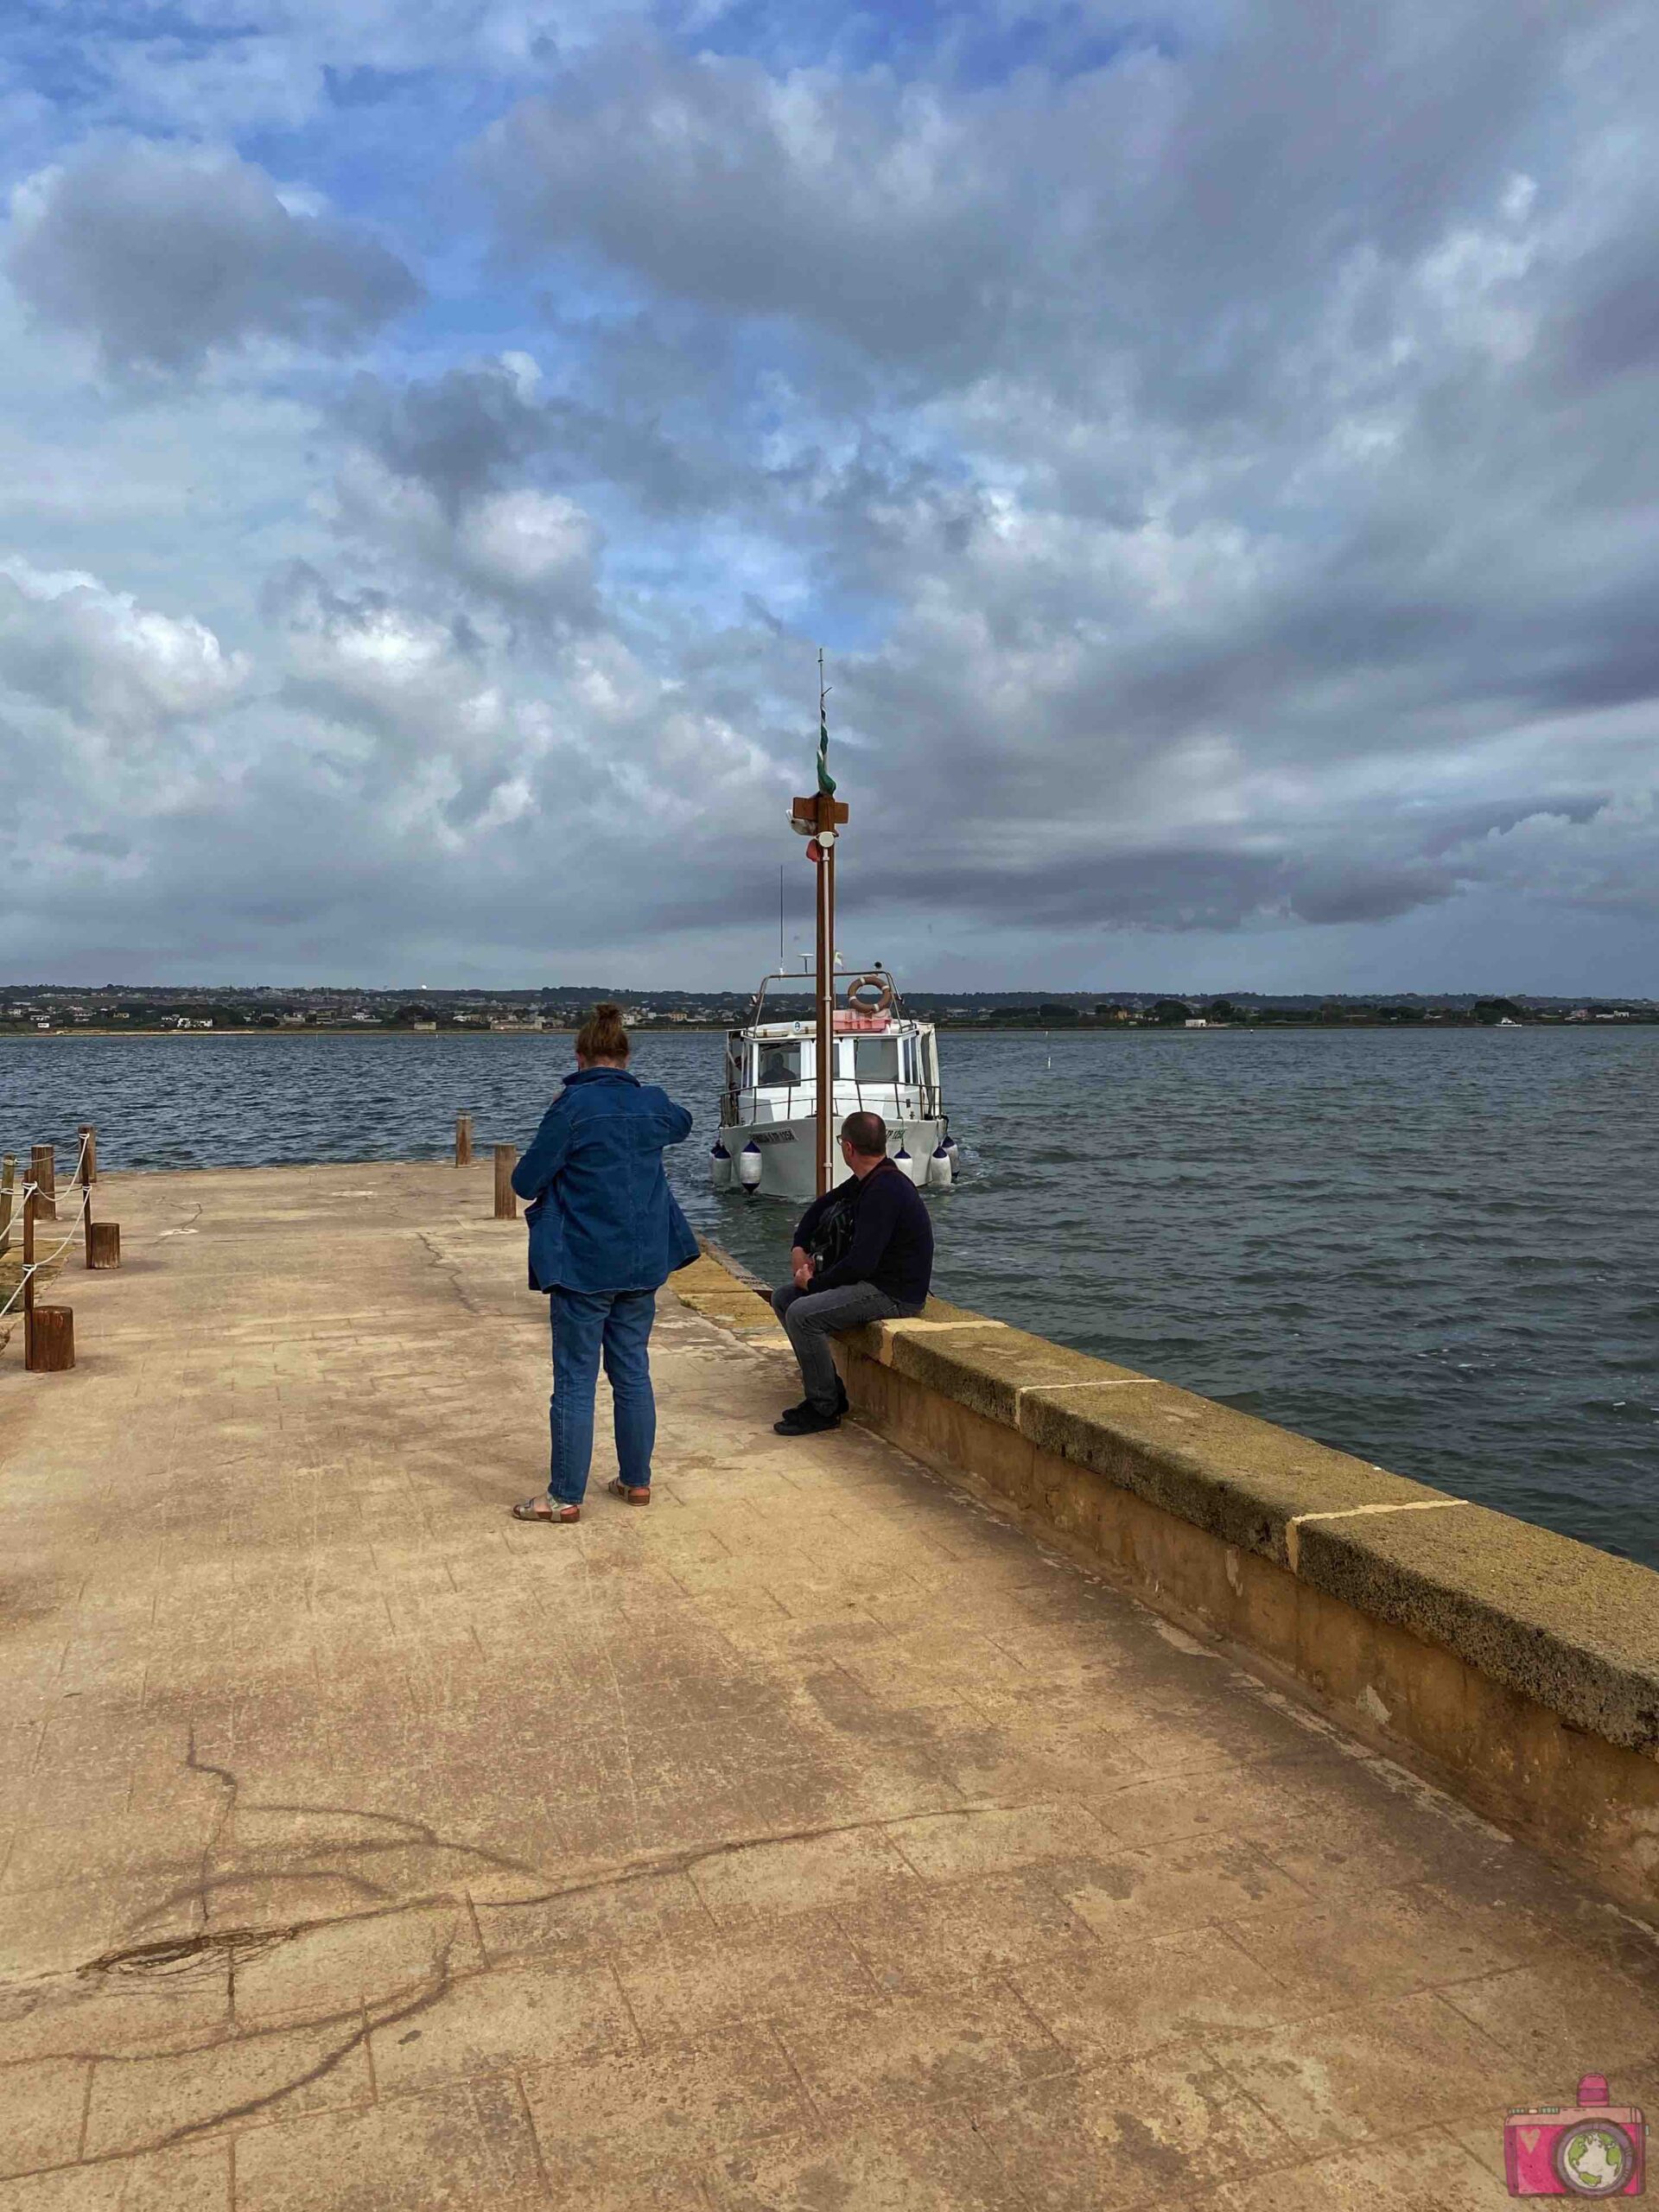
[3,1161,1658,2209]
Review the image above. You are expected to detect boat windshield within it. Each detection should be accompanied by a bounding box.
[755,1040,804,1088]
[849,1035,900,1082]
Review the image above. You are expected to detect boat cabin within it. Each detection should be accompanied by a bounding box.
[722,1021,941,1121]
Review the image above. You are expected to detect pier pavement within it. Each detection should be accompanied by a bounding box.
[3,1162,1658,2209]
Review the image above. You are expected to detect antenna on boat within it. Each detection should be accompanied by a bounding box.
[787,647,849,1195]
[779,863,785,969]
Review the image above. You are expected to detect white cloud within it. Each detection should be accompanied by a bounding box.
[455,489,599,597]
[0,555,248,728]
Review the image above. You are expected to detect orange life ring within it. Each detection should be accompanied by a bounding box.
[846,974,894,1015]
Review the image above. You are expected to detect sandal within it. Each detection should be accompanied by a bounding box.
[607,1478,651,1506]
[512,1497,580,1523]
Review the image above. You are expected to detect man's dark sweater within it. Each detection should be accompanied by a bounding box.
[793,1160,934,1308]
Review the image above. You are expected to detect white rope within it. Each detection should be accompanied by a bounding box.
[0,1184,37,1272]
[0,1173,92,1322]
[34,1179,92,1268]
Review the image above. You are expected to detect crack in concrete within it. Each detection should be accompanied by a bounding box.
[76,1795,1003,1990]
[413,1229,493,1320]
[21,1796,1035,2154]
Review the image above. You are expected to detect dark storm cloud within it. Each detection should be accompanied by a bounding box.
[474,35,1016,369]
[7,139,419,372]
[1541,226,1659,391]
[340,362,550,514]
[340,353,767,522]
[474,2,1563,404]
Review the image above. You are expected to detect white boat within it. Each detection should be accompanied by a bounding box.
[712,969,955,1202]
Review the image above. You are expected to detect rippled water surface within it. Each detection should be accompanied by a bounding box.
[6,1027,1656,1565]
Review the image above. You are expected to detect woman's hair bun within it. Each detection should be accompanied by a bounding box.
[575,1001,631,1061]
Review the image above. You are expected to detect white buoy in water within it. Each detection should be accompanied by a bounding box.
[738,1141,763,1191]
[710,1138,732,1192]
[926,1140,952,1188]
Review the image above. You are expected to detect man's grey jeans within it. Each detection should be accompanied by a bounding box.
[771,1281,924,1414]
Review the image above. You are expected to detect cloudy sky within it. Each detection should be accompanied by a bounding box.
[3,0,1657,991]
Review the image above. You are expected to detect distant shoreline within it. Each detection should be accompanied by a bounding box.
[4,1020,1653,1040]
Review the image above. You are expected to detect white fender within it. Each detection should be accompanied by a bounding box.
[738,1141,763,1190]
[710,1139,732,1192]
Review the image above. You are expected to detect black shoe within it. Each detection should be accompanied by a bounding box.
[774,1404,842,1436]
[779,1379,849,1425]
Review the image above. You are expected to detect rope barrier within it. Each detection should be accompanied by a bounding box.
[0,1181,49,1324]
[1,1125,117,1363]
[32,1179,92,1270]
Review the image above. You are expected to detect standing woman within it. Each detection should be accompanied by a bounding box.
[510,1003,699,1524]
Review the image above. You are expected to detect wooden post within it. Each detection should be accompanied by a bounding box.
[455,1112,474,1166]
[31,1144,55,1222]
[816,820,833,1196]
[0,1154,14,1258]
[26,1305,74,1373]
[89,1223,121,1269]
[79,1136,94,1267]
[791,789,850,1197]
[78,1124,98,1184]
[20,1186,75,1371]
[493,1144,518,1221]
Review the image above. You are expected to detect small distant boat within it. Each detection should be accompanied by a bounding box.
[712,968,952,1201]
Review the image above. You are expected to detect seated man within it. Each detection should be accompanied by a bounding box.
[771,1110,934,1436]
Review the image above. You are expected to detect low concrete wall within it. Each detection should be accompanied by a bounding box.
[682,1249,1659,1920]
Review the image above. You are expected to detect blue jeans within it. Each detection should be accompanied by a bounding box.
[771,1281,921,1412]
[547,1288,657,1506]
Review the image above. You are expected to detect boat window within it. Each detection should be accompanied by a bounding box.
[755,1041,804,1088]
[851,1036,899,1082]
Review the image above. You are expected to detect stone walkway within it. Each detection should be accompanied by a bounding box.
[3,1161,1658,2209]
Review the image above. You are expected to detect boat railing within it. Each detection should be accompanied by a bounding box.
[721,1069,943,1129]
[742,966,921,1033]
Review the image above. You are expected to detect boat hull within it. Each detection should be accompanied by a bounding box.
[719,1114,945,1202]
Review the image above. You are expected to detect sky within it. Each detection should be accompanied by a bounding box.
[2,1,1657,994]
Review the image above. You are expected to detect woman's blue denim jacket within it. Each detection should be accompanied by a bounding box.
[512,1066,699,1294]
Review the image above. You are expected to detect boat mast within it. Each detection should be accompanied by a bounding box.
[790,649,849,1196]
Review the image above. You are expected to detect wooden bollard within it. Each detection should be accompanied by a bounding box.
[78,1124,98,1183]
[89,1223,121,1270]
[0,1154,14,1258]
[27,1305,74,1373]
[493,1144,518,1220]
[31,1145,55,1222]
[455,1112,474,1166]
[21,1187,73,1370]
